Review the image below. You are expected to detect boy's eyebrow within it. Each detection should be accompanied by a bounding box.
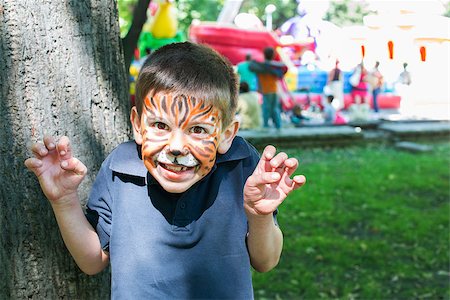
[144,114,217,126]
[188,121,217,127]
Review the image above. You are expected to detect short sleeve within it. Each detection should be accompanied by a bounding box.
[85,162,113,251]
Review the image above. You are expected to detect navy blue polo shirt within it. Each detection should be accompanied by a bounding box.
[86,136,262,299]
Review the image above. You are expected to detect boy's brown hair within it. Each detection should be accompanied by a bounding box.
[135,42,238,128]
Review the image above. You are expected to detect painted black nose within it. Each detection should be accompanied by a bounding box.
[170,150,182,156]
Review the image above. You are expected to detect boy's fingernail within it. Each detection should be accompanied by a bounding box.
[60,150,66,156]
[272,173,279,180]
[61,161,68,167]
[48,143,55,148]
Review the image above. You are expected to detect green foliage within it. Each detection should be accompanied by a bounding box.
[118,0,139,38]
[176,0,224,34]
[445,1,450,18]
[324,0,371,27]
[240,0,298,30]
[252,142,450,299]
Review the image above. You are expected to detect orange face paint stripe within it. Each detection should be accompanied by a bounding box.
[200,141,216,152]
[174,95,189,127]
[192,145,217,158]
[180,104,213,127]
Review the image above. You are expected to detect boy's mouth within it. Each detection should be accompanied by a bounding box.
[158,162,193,172]
[155,161,200,182]
[154,151,200,170]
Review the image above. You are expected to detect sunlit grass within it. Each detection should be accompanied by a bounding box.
[252,142,450,299]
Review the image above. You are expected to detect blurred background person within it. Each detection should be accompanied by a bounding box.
[350,62,370,106]
[250,47,286,130]
[349,62,370,121]
[236,81,262,130]
[326,59,344,110]
[237,53,258,92]
[289,104,310,127]
[397,62,412,86]
[368,61,384,115]
[396,62,413,116]
[323,94,336,124]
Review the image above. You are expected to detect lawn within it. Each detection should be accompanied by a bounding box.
[252,141,450,299]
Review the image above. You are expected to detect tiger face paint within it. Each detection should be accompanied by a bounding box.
[132,92,224,193]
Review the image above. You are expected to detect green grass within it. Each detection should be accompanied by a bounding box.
[252,141,450,300]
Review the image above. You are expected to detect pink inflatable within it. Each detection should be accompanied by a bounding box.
[189,22,314,65]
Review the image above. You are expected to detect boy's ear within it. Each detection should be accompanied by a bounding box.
[130,106,143,145]
[218,120,240,154]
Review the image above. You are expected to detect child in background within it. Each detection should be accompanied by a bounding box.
[236,81,262,130]
[25,42,306,299]
[323,94,337,124]
[290,104,310,127]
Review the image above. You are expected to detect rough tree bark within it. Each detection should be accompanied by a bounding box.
[0,0,131,298]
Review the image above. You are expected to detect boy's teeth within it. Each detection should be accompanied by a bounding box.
[165,164,186,172]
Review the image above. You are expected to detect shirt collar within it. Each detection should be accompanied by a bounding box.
[109,141,148,178]
[109,136,251,179]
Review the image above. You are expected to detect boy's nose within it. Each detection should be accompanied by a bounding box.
[168,131,188,156]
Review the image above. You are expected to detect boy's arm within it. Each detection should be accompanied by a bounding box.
[244,145,306,273]
[25,136,109,275]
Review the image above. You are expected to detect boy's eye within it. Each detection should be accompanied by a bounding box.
[153,122,169,130]
[190,126,207,134]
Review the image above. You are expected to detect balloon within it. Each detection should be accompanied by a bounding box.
[150,1,178,39]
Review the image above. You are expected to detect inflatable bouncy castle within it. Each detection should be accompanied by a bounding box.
[189,22,313,66]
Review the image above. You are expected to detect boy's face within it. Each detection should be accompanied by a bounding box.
[131,92,238,193]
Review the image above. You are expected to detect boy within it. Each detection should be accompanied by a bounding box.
[25,42,306,299]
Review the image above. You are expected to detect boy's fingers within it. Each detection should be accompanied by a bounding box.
[247,172,281,187]
[284,158,299,177]
[24,157,43,172]
[269,152,288,169]
[280,173,306,193]
[261,145,276,162]
[284,157,298,168]
[60,157,87,176]
[31,142,48,158]
[292,175,306,188]
[256,145,276,172]
[57,136,72,160]
[43,136,56,151]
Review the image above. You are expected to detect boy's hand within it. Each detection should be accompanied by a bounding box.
[244,145,306,216]
[25,136,87,204]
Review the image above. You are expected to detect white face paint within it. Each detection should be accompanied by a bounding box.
[155,151,199,168]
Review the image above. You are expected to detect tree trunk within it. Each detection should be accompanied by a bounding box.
[122,0,151,72]
[0,0,131,298]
